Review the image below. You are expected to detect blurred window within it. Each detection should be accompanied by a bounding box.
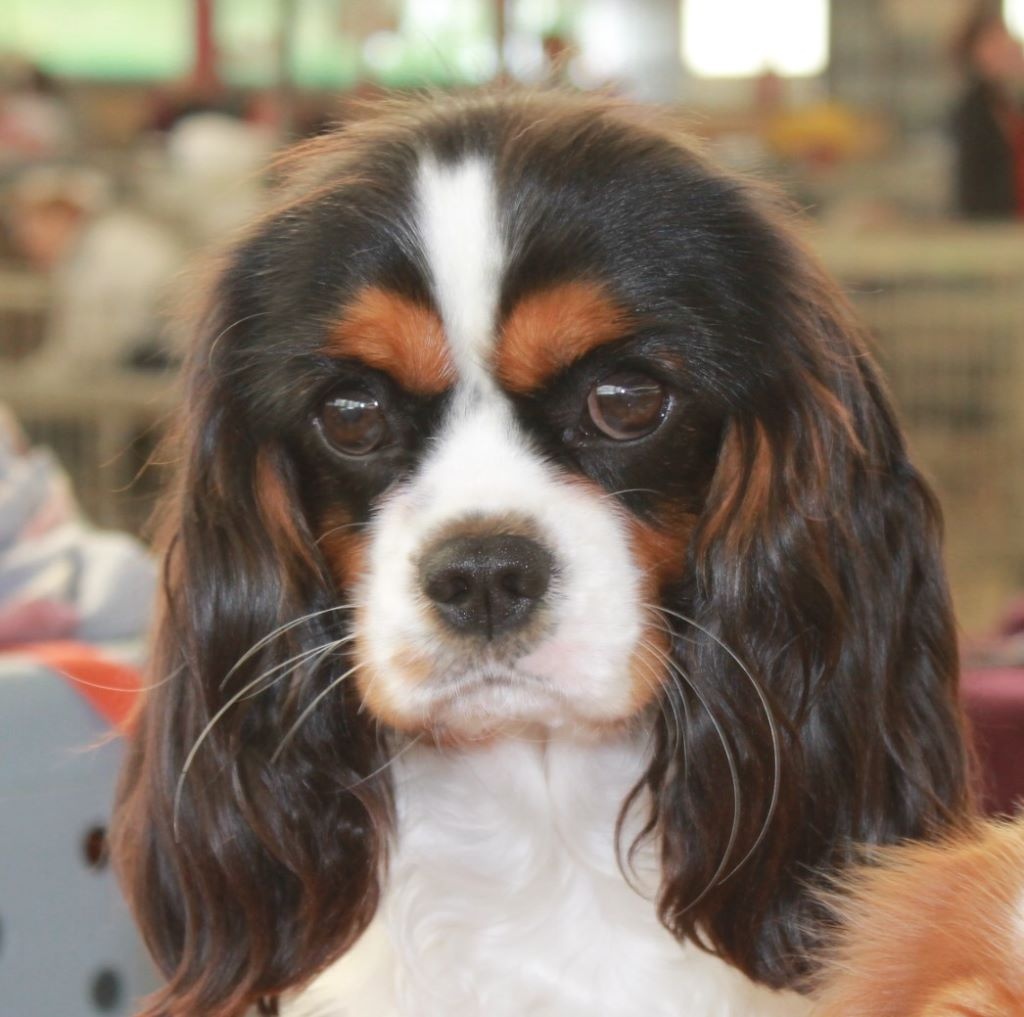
[215,0,283,87]
[0,0,189,80]
[216,0,496,89]
[0,0,496,86]
[514,0,573,34]
[1007,0,1024,38]
[681,0,829,77]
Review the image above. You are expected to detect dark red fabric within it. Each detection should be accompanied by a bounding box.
[1013,115,1024,217]
[1,641,141,730]
[963,666,1024,815]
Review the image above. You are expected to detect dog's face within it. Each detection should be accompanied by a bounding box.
[114,94,970,1017]
[303,147,728,737]
[234,107,779,739]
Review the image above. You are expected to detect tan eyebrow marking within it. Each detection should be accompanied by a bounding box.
[326,286,455,396]
[494,280,635,394]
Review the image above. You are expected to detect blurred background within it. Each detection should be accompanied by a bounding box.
[1,2,1023,1014]
[3,0,1024,629]
[2,0,1024,627]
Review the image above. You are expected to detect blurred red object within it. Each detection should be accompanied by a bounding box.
[963,665,1024,816]
[0,641,140,730]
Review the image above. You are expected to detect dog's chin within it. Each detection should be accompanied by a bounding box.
[362,659,642,742]
[423,670,571,740]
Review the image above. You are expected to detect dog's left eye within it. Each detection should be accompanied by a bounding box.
[318,389,390,456]
[586,371,668,441]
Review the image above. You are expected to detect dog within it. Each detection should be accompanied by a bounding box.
[814,818,1024,1016]
[112,92,974,1017]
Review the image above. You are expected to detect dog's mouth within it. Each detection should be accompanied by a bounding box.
[410,663,578,736]
[434,664,559,696]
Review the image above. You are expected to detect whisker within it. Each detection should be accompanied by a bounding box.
[218,604,356,690]
[339,733,424,793]
[173,668,280,841]
[645,603,782,885]
[206,311,268,367]
[314,520,369,546]
[236,636,355,701]
[636,616,695,778]
[633,642,686,767]
[639,637,741,915]
[49,667,177,695]
[270,660,364,764]
[173,638,354,839]
[598,487,660,501]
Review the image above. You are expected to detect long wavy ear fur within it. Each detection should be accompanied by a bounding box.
[111,284,390,1017]
[645,193,973,988]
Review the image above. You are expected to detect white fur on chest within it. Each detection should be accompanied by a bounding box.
[285,732,809,1017]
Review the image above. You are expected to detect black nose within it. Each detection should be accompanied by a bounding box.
[419,534,554,638]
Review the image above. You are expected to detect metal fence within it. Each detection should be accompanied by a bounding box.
[826,229,1024,629]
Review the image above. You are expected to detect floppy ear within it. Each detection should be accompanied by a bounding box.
[112,286,390,1017]
[645,204,973,989]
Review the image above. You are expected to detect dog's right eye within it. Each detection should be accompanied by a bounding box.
[317,389,391,456]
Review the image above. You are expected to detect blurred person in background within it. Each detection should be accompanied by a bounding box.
[6,166,186,374]
[0,57,74,166]
[951,0,1024,219]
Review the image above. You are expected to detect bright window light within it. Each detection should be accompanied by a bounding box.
[1007,0,1024,38]
[682,0,829,78]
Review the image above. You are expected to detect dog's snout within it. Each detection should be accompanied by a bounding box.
[420,535,553,638]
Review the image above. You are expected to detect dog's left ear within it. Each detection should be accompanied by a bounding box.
[645,194,974,989]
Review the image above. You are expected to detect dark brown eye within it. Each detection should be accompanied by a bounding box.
[318,390,389,456]
[586,371,667,440]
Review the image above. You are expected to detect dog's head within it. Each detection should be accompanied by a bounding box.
[114,93,971,1015]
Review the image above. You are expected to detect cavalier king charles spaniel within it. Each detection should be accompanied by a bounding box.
[113,92,981,1017]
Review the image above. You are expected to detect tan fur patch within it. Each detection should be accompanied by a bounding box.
[814,820,1024,1017]
[625,509,694,710]
[255,450,318,573]
[327,286,455,395]
[316,509,369,590]
[351,628,434,733]
[628,510,693,589]
[495,280,634,393]
[695,420,775,559]
[627,621,672,712]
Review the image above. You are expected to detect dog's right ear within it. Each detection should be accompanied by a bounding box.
[112,270,391,1017]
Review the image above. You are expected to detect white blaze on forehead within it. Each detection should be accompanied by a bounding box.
[415,153,503,387]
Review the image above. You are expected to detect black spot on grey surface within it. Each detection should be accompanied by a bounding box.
[82,825,109,870]
[91,968,123,1011]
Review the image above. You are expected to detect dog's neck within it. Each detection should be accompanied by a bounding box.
[390,727,659,916]
[288,728,809,1017]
